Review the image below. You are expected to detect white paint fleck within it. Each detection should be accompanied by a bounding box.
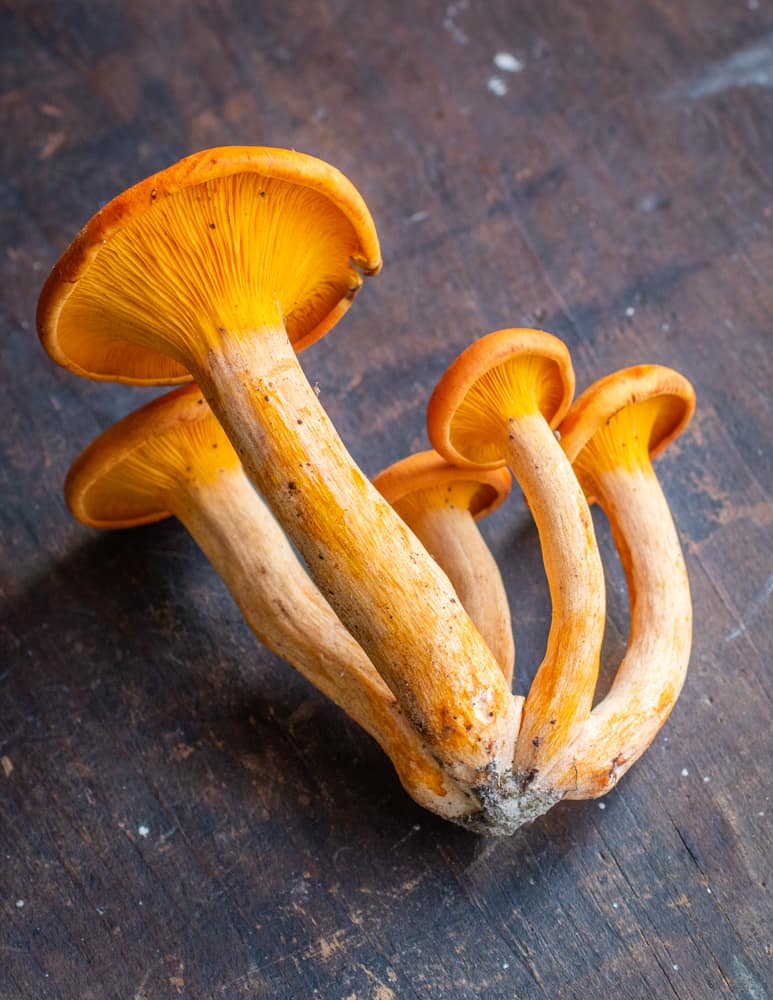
[703,775,710,783]
[406,210,429,224]
[686,33,773,98]
[612,902,619,909]
[494,52,523,73]
[138,824,150,838]
[15,899,24,908]
[707,887,712,894]
[725,572,773,642]
[758,811,765,817]
[487,76,508,97]
[625,306,636,317]
[673,964,679,971]
[502,962,510,969]
[598,802,606,810]
[681,768,689,777]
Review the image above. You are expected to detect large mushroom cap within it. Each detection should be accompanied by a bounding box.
[66,384,237,528]
[38,146,382,384]
[427,328,574,469]
[373,449,511,521]
[559,365,696,464]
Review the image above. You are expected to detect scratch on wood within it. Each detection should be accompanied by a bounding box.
[443,0,469,45]
[133,965,154,1000]
[38,131,66,160]
[725,572,773,642]
[730,955,768,1000]
[683,33,773,97]
[390,823,421,852]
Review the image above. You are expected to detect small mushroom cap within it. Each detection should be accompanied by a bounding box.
[66,384,236,528]
[427,328,575,469]
[372,450,512,520]
[38,146,382,385]
[559,365,696,465]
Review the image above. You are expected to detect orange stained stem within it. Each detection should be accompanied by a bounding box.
[428,329,606,786]
[554,366,695,798]
[374,450,515,685]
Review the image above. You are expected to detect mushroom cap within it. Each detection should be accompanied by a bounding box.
[427,328,575,469]
[559,365,696,465]
[66,384,236,528]
[372,449,512,520]
[38,146,382,385]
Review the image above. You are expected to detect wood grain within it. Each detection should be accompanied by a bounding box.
[1,1,771,996]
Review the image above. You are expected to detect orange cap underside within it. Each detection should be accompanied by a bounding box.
[373,450,511,520]
[38,147,382,384]
[559,365,696,465]
[65,384,238,528]
[427,329,575,468]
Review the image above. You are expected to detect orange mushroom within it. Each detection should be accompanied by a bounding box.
[551,365,695,798]
[428,329,606,816]
[373,450,515,685]
[65,384,474,819]
[38,147,518,817]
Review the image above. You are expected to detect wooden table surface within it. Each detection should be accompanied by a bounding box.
[2,2,771,997]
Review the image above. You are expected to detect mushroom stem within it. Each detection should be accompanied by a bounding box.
[394,497,515,686]
[557,463,692,798]
[173,471,386,722]
[195,326,519,782]
[504,413,606,777]
[169,467,474,818]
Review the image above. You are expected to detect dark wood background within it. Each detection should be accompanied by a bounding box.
[1,2,771,997]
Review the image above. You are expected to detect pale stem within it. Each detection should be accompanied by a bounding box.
[193,326,519,781]
[170,467,474,819]
[396,501,516,687]
[507,412,606,777]
[558,465,692,799]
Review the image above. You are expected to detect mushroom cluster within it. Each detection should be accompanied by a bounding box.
[37,146,695,835]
